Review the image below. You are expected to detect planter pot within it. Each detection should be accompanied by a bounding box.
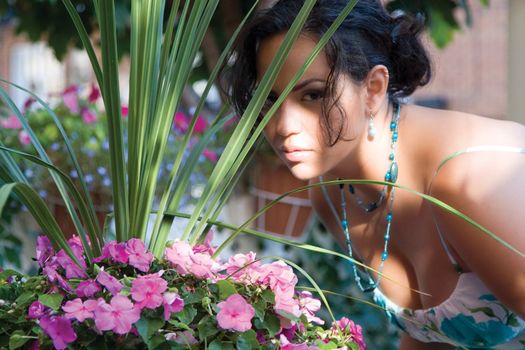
[252,160,313,239]
[46,193,110,238]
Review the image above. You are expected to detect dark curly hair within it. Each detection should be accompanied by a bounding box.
[223,0,432,145]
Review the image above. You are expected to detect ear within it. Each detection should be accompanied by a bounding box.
[364,65,389,115]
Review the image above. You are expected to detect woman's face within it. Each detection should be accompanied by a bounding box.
[256,33,367,180]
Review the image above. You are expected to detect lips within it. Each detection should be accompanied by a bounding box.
[280,146,312,163]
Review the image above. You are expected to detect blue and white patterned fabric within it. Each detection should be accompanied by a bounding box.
[373,272,525,349]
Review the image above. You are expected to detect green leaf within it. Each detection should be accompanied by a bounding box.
[15,292,36,306]
[184,288,206,304]
[216,279,237,300]
[175,305,197,325]
[275,309,300,322]
[261,289,275,304]
[252,298,266,321]
[348,343,360,350]
[317,341,338,350]
[209,340,234,350]
[262,313,280,337]
[235,330,259,350]
[148,335,166,350]
[428,0,460,48]
[38,293,64,311]
[136,317,165,343]
[166,319,191,331]
[0,270,23,280]
[197,315,219,339]
[8,331,33,350]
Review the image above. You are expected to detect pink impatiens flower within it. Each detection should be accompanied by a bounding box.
[225,251,260,283]
[39,315,77,350]
[62,298,97,322]
[131,272,168,310]
[18,130,31,145]
[192,232,216,255]
[193,115,207,133]
[55,249,86,279]
[258,260,298,291]
[81,107,97,124]
[165,240,221,279]
[27,301,47,320]
[274,285,301,319]
[165,241,195,275]
[0,115,22,129]
[36,236,54,267]
[94,241,129,264]
[62,85,79,113]
[202,148,218,162]
[216,294,255,332]
[96,270,123,295]
[162,292,184,321]
[279,334,317,350]
[76,279,101,298]
[173,112,190,133]
[121,105,129,118]
[332,317,366,350]
[190,252,220,279]
[88,82,100,103]
[125,238,153,272]
[298,291,324,325]
[94,295,141,334]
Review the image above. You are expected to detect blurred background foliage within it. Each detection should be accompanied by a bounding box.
[0,0,489,62]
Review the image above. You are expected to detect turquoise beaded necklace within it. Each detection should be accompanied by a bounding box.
[339,102,400,293]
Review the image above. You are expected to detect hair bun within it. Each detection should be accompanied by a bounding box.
[390,11,425,45]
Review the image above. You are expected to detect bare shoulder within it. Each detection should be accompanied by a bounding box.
[427,110,525,199]
[422,109,525,317]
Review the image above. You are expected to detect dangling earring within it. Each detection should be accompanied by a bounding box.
[368,112,376,139]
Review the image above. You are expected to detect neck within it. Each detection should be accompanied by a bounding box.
[329,100,399,184]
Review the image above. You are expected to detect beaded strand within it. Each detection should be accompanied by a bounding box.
[339,102,400,293]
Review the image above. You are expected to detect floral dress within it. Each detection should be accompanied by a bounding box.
[373,272,525,349]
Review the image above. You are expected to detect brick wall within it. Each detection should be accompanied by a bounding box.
[413,0,508,119]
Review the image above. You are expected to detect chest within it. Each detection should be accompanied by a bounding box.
[315,183,465,310]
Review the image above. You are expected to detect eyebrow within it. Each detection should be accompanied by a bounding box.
[291,78,326,92]
[268,78,326,97]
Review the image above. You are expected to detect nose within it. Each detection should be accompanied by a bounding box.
[272,100,302,137]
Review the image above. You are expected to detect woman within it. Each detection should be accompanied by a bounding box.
[225,0,525,349]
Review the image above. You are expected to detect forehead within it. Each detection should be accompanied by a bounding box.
[255,32,331,89]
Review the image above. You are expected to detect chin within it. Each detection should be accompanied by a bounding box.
[287,163,320,182]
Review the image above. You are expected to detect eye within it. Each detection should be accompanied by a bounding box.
[302,90,324,101]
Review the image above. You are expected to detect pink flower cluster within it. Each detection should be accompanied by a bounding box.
[33,236,183,349]
[172,111,218,162]
[330,317,366,350]
[224,251,321,324]
[165,243,326,340]
[31,235,364,349]
[62,83,100,124]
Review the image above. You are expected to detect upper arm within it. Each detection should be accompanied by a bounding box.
[430,148,525,318]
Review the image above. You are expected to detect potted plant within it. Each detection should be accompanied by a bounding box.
[0,0,366,349]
